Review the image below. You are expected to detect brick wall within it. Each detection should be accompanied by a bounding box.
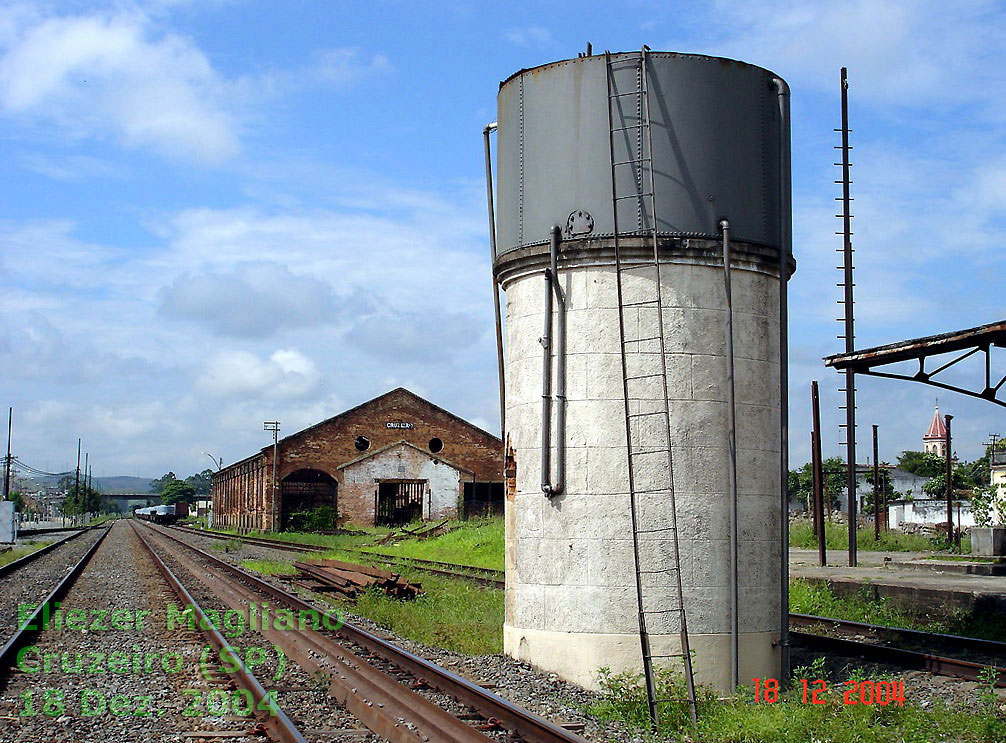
[212,388,502,529]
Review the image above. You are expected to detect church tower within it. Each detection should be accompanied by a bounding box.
[923,406,947,458]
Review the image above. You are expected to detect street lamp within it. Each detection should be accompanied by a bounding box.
[201,452,223,471]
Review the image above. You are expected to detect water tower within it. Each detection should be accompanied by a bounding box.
[488,49,792,698]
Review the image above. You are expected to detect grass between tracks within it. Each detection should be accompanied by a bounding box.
[230,518,1006,739]
[586,663,1006,743]
[0,541,45,567]
[352,517,504,571]
[790,519,972,553]
[231,519,506,655]
[789,578,1006,642]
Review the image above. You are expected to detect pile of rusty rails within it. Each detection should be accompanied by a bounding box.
[790,613,1006,687]
[0,525,112,667]
[139,521,589,743]
[0,526,96,579]
[170,525,506,588]
[288,558,423,600]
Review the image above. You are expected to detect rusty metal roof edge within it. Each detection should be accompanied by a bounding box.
[824,319,1006,368]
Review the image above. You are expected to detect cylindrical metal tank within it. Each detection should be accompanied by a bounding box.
[494,51,792,693]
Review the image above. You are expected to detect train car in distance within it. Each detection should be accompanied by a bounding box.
[133,502,189,524]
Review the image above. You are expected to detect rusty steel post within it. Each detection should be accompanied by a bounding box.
[873,425,880,542]
[945,414,954,548]
[3,408,10,500]
[811,381,826,566]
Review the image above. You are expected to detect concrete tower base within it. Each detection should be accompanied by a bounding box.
[504,624,779,691]
[498,240,788,695]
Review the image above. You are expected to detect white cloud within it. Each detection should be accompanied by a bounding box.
[19,152,126,180]
[308,48,393,86]
[157,262,343,338]
[504,26,553,47]
[694,0,1006,114]
[197,348,321,400]
[345,309,482,363]
[0,9,239,163]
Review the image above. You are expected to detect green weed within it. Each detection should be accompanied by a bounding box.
[789,578,1006,642]
[790,519,968,553]
[240,559,297,575]
[585,665,1006,742]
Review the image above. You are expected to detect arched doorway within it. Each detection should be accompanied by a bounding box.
[280,468,338,530]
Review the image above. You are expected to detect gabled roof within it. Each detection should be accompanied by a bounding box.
[337,439,474,475]
[268,387,501,452]
[924,407,947,440]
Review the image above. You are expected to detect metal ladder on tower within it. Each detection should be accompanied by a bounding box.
[604,48,698,725]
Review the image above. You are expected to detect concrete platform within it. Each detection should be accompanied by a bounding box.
[789,548,1006,614]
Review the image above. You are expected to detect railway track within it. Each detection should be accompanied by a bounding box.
[172,525,506,587]
[1,522,312,741]
[0,525,94,578]
[789,613,1006,687]
[0,526,111,670]
[130,521,308,742]
[147,521,588,743]
[173,526,1006,688]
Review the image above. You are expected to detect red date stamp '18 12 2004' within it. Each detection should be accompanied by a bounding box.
[753,678,907,706]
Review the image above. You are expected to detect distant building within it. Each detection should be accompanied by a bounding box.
[923,406,948,458]
[836,464,931,513]
[211,388,503,532]
[838,407,942,513]
[990,448,1006,524]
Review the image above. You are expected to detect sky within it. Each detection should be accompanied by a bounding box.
[1,0,1004,479]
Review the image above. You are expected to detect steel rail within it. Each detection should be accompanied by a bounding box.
[790,631,1005,686]
[345,550,504,589]
[0,526,111,675]
[140,522,497,743]
[790,613,1006,659]
[170,526,506,587]
[129,521,308,743]
[148,522,590,743]
[0,526,95,578]
[171,526,321,553]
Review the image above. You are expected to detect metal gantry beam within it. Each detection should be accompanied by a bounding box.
[824,320,1006,408]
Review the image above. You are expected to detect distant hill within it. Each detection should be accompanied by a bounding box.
[94,476,154,494]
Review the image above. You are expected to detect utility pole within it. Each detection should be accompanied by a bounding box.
[3,407,11,500]
[264,421,280,532]
[872,425,880,541]
[944,414,954,549]
[73,438,81,524]
[838,67,858,568]
[811,381,826,566]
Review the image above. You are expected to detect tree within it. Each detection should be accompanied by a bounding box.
[161,480,197,505]
[150,472,178,494]
[59,482,103,516]
[185,469,213,496]
[787,457,845,511]
[922,469,972,498]
[897,451,945,478]
[863,466,895,515]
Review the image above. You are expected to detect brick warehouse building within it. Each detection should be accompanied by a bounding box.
[211,388,504,531]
